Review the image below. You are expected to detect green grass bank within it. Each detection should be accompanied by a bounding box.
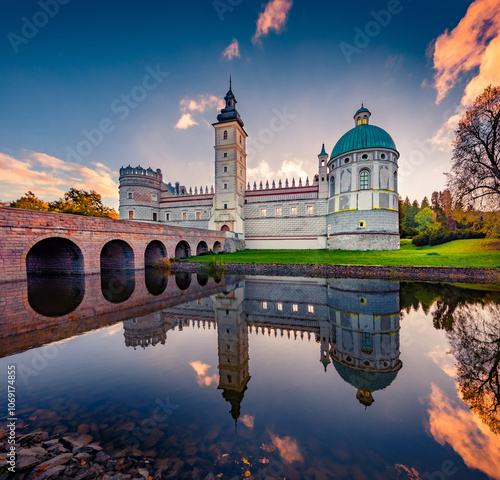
[185,238,500,269]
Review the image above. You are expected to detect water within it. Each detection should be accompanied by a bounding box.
[1,269,499,479]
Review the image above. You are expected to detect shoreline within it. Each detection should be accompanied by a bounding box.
[173,262,500,284]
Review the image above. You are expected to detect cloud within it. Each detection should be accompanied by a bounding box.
[175,94,224,130]
[268,432,304,463]
[252,0,293,45]
[426,346,457,378]
[428,0,500,149]
[427,384,500,480]
[189,361,219,387]
[222,38,240,61]
[175,113,198,130]
[247,158,309,184]
[241,414,255,429]
[431,0,500,104]
[385,54,403,71]
[0,150,118,204]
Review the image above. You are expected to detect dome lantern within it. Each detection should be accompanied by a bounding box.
[354,104,371,127]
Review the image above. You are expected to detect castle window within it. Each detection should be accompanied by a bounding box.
[357,117,361,126]
[276,206,282,216]
[128,192,133,199]
[240,169,242,175]
[224,166,227,172]
[307,206,313,215]
[153,212,157,221]
[224,183,228,189]
[196,212,201,220]
[359,220,366,228]
[330,177,335,196]
[128,211,134,220]
[344,158,350,164]
[224,204,227,209]
[224,153,227,158]
[362,154,368,160]
[240,135,242,144]
[262,301,268,310]
[260,208,266,217]
[182,212,187,220]
[381,153,386,159]
[394,171,398,192]
[363,116,367,124]
[361,333,373,353]
[292,304,298,312]
[290,206,297,216]
[359,169,371,190]
[308,305,314,313]
[277,302,283,311]
[227,375,232,383]
[165,213,170,221]
[223,130,228,140]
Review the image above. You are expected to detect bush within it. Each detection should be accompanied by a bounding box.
[402,227,419,238]
[429,228,456,246]
[412,233,429,246]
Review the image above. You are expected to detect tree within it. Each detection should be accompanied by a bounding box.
[49,188,118,218]
[415,207,435,232]
[447,85,500,210]
[10,191,49,211]
[421,196,430,209]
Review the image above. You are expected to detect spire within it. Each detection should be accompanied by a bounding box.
[319,143,327,157]
[230,74,232,90]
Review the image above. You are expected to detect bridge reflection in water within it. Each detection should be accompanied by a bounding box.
[1,271,401,422]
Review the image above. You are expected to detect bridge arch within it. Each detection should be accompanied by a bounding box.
[101,240,134,270]
[213,241,222,253]
[196,241,209,256]
[145,240,167,267]
[197,273,209,286]
[175,240,191,259]
[175,272,191,290]
[26,237,84,275]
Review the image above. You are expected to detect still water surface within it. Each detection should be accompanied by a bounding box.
[0,270,499,479]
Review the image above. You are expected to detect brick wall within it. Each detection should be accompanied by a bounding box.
[0,207,228,282]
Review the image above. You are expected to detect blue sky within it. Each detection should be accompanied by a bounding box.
[1,0,499,208]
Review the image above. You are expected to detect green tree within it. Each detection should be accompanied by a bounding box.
[415,207,435,232]
[447,85,500,210]
[49,188,118,219]
[421,196,430,209]
[10,191,49,211]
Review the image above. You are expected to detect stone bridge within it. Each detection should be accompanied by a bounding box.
[0,207,241,283]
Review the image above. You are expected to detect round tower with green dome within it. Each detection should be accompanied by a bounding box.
[326,106,399,250]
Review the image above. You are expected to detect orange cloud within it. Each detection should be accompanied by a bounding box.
[268,432,304,463]
[252,0,293,45]
[0,150,118,205]
[247,158,309,183]
[432,0,500,104]
[175,113,198,130]
[241,414,255,429]
[222,38,240,61]
[427,383,500,480]
[426,346,457,378]
[189,361,219,387]
[429,0,500,149]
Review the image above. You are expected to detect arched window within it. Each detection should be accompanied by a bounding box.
[363,116,367,124]
[394,171,398,192]
[223,130,228,140]
[357,117,362,126]
[359,169,370,190]
[330,176,335,196]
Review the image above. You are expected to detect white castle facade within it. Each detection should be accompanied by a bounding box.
[119,83,400,250]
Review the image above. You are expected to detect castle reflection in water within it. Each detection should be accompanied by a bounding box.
[122,275,402,418]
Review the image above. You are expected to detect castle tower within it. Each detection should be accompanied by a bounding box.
[318,143,329,199]
[118,166,162,222]
[327,106,399,250]
[213,284,250,424]
[209,79,248,234]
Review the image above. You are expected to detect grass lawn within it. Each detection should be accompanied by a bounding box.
[185,238,500,269]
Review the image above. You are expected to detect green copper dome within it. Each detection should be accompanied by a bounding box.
[331,124,397,159]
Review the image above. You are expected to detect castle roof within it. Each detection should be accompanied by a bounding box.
[330,107,397,159]
[216,79,244,128]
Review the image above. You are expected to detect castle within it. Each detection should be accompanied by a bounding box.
[119,82,400,250]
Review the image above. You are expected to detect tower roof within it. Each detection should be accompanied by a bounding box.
[216,77,244,128]
[319,143,327,156]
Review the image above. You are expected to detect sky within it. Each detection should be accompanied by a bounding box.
[1,0,499,209]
